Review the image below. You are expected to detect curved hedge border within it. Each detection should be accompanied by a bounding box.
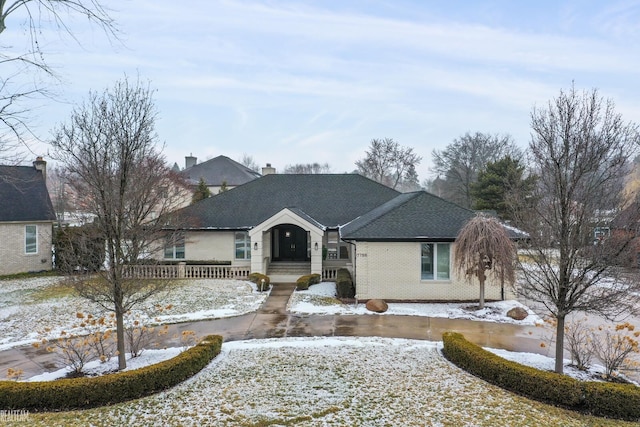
[442,332,640,421]
[0,335,223,412]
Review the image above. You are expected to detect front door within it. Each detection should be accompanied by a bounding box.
[273,225,308,261]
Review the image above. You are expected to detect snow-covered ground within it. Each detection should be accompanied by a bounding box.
[0,276,268,351]
[20,337,633,427]
[290,281,544,326]
[26,347,185,382]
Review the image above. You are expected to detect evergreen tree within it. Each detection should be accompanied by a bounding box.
[471,156,536,221]
[192,177,211,203]
[218,180,229,194]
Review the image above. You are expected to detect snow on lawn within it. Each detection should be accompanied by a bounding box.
[0,276,268,351]
[290,282,544,325]
[21,337,629,427]
[27,347,184,382]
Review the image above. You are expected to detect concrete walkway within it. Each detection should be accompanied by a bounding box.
[0,283,548,379]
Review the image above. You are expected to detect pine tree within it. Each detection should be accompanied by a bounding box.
[192,177,211,203]
[218,180,229,194]
[471,156,536,221]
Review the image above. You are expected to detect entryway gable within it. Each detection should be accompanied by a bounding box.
[249,208,325,276]
[250,208,325,237]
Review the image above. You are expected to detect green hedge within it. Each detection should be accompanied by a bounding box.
[248,272,270,291]
[0,335,223,412]
[442,332,640,421]
[296,273,321,291]
[336,268,355,298]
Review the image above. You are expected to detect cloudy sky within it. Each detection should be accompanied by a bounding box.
[3,0,640,181]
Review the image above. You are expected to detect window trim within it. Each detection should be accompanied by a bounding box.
[421,242,451,281]
[25,225,38,255]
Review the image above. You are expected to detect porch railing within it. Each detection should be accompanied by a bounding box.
[123,264,250,280]
[322,266,339,281]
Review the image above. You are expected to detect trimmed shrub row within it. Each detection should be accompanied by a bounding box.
[0,335,223,412]
[296,273,321,291]
[248,272,270,291]
[336,268,355,298]
[442,332,640,421]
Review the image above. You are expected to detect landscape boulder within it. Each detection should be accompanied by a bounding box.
[366,299,388,313]
[506,306,528,321]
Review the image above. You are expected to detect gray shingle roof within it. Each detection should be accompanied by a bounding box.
[181,155,261,187]
[340,191,477,240]
[180,174,400,229]
[0,165,56,222]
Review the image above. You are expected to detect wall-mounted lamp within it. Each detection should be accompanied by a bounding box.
[314,242,319,251]
[254,242,258,250]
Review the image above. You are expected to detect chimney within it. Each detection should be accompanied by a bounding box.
[185,154,197,169]
[262,163,276,175]
[33,156,47,181]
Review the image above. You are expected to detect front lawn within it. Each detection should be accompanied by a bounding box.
[0,276,268,351]
[16,337,637,426]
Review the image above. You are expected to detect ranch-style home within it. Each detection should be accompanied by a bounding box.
[167,173,517,301]
[0,158,56,276]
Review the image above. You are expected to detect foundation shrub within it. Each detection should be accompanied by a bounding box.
[335,268,355,298]
[0,335,222,411]
[296,274,321,291]
[442,332,640,421]
[248,273,270,291]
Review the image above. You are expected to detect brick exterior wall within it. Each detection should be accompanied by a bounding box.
[353,241,516,301]
[0,222,53,275]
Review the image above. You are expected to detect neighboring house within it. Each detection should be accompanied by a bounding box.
[167,173,520,301]
[0,158,56,275]
[180,155,262,194]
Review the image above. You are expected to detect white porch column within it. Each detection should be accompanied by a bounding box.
[248,228,264,274]
[310,230,323,276]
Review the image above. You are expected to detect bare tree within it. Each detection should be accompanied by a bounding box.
[355,138,421,190]
[454,215,516,309]
[0,0,116,161]
[51,77,187,370]
[431,132,520,208]
[283,162,332,174]
[516,85,640,374]
[239,153,259,172]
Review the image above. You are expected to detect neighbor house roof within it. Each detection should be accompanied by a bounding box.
[179,174,401,229]
[340,191,477,241]
[0,165,56,222]
[181,155,261,187]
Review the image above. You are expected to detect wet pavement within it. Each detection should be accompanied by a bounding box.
[0,283,548,379]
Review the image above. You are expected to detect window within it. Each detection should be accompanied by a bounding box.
[421,243,450,280]
[25,225,37,254]
[235,231,251,260]
[164,235,185,259]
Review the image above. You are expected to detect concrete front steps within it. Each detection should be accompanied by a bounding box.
[267,261,310,283]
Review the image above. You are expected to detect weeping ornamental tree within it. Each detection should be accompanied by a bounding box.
[51,77,187,370]
[454,215,516,309]
[517,85,640,374]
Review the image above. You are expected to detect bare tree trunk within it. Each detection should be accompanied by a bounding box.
[478,268,486,309]
[115,305,126,370]
[555,315,565,374]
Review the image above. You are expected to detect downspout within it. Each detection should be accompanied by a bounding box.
[342,238,357,290]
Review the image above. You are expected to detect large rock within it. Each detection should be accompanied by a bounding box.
[507,306,528,321]
[366,299,388,313]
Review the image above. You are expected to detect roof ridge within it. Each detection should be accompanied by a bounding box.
[341,191,421,235]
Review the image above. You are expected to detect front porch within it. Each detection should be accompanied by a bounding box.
[266,261,345,282]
